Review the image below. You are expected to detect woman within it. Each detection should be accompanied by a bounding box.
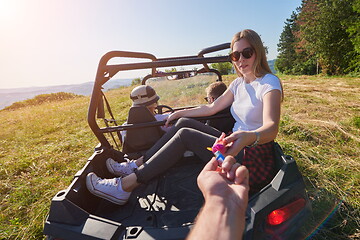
[86,29,283,204]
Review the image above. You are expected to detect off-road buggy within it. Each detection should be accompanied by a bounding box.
[43,43,312,239]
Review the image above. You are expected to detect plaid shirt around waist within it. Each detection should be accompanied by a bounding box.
[237,141,276,194]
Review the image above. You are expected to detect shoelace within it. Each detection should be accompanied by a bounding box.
[97,177,118,187]
[115,162,134,171]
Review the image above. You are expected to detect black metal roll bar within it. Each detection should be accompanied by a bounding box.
[198,43,231,70]
[88,43,231,148]
[141,67,223,84]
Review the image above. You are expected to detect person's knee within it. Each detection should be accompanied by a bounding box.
[175,117,192,128]
[176,127,193,141]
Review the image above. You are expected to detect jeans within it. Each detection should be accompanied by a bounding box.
[135,118,222,183]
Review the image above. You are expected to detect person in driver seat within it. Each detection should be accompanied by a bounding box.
[112,85,172,176]
[128,85,170,132]
[121,85,172,145]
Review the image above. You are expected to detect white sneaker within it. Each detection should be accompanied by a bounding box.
[106,158,137,177]
[86,172,131,205]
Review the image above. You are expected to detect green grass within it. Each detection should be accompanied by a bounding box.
[0,75,359,239]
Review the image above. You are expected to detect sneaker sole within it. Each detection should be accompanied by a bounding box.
[105,159,117,175]
[86,173,128,205]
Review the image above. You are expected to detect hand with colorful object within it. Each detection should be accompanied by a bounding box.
[211,132,228,155]
[207,133,234,172]
[206,147,225,172]
[187,156,249,240]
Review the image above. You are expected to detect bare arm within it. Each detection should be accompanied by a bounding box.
[165,89,234,126]
[224,89,282,156]
[187,157,249,240]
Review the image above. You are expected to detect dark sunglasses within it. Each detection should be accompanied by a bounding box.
[204,97,210,102]
[204,96,216,103]
[229,48,254,61]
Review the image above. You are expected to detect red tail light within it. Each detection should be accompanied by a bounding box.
[267,198,306,226]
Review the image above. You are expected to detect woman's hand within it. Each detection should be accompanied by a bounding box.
[211,132,227,154]
[165,111,181,127]
[224,131,255,156]
[215,132,226,145]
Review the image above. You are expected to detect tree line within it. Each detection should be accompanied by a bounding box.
[133,0,359,83]
[275,0,360,75]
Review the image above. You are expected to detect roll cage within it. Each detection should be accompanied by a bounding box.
[88,43,231,149]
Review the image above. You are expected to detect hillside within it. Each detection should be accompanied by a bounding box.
[0,78,132,110]
[0,75,359,239]
[268,59,277,73]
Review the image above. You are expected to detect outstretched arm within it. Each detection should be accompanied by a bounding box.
[187,156,249,240]
[165,89,234,127]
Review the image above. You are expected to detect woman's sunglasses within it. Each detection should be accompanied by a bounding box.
[204,96,215,103]
[229,48,254,61]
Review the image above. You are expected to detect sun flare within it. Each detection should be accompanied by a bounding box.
[0,0,15,19]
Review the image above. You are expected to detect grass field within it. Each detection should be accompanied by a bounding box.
[0,74,359,239]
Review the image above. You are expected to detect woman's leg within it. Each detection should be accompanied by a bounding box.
[107,118,221,177]
[143,118,221,161]
[133,127,219,185]
[88,125,221,203]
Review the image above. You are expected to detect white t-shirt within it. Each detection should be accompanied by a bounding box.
[229,74,282,132]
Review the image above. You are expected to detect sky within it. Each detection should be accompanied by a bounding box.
[0,0,302,89]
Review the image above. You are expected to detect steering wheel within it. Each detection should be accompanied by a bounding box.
[155,105,174,114]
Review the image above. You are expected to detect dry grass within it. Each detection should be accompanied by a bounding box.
[0,74,359,239]
[277,75,359,239]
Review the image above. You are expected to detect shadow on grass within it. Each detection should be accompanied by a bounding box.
[303,186,359,240]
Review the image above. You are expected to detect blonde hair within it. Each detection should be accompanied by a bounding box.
[231,29,284,100]
[230,29,272,78]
